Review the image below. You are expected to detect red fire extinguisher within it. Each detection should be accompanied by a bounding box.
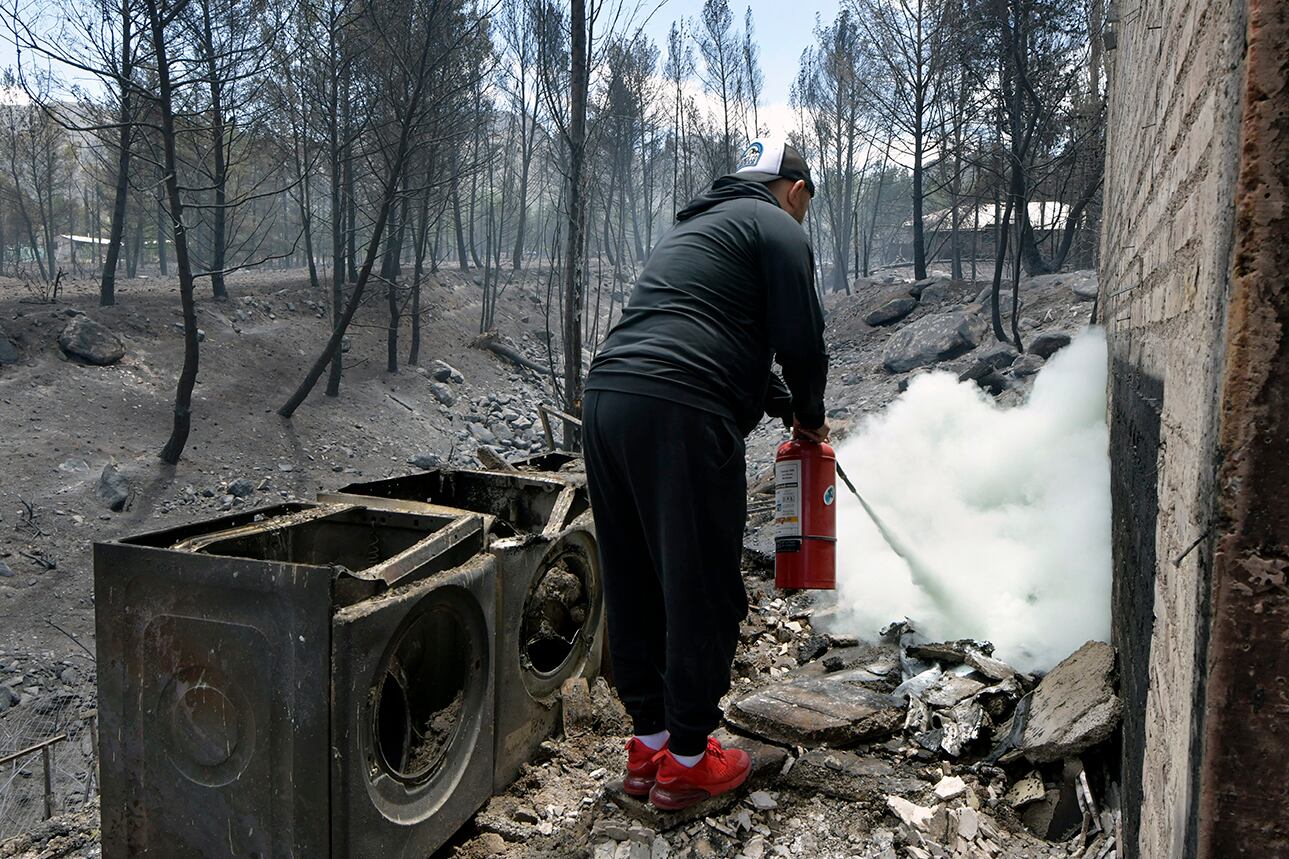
[774,437,837,589]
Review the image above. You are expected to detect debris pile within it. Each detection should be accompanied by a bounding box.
[446,570,1123,859]
[723,611,1123,857]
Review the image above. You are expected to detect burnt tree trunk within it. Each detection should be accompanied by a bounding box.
[100,8,133,306]
[149,0,201,465]
[561,0,588,448]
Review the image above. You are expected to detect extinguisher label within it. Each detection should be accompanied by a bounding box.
[774,459,802,539]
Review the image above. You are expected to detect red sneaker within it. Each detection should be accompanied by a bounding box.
[648,738,751,811]
[624,737,667,797]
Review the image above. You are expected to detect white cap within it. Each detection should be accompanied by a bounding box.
[730,138,814,194]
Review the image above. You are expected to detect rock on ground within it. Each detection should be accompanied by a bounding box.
[918,282,954,303]
[407,451,442,470]
[908,276,948,299]
[864,292,918,327]
[95,463,131,511]
[429,382,456,406]
[882,311,985,373]
[227,478,255,498]
[1011,353,1045,377]
[431,358,465,383]
[1027,331,1072,359]
[1019,640,1122,762]
[57,317,125,365]
[976,342,1020,370]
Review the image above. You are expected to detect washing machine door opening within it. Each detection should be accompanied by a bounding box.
[372,600,478,785]
[520,548,596,679]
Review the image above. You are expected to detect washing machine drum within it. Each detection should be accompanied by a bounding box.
[516,530,601,689]
[492,527,603,791]
[330,554,497,857]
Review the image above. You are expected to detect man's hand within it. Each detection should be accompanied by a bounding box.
[792,417,830,444]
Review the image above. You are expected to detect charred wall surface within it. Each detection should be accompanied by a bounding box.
[1101,0,1289,855]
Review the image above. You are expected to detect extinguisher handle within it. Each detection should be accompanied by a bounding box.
[791,417,831,444]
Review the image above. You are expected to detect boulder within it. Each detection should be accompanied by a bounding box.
[908,276,948,299]
[1011,353,1045,377]
[864,295,917,327]
[918,282,954,304]
[961,343,1019,393]
[429,382,456,406]
[407,452,442,470]
[0,329,18,365]
[430,359,465,384]
[1018,640,1122,762]
[467,422,497,445]
[1028,331,1072,359]
[96,463,131,511]
[959,360,1007,395]
[0,559,13,579]
[59,317,125,365]
[978,342,1020,370]
[1071,273,1099,301]
[883,311,984,373]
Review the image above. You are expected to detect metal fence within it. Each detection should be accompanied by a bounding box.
[0,694,98,843]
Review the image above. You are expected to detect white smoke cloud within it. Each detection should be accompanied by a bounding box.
[829,328,1111,672]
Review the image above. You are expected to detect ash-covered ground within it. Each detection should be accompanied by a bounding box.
[0,264,1114,858]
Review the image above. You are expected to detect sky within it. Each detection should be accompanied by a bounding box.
[637,0,839,135]
[1,0,843,124]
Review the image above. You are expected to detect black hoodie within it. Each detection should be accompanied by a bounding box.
[586,177,828,435]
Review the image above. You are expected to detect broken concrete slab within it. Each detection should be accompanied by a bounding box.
[933,775,967,801]
[886,796,935,830]
[1018,641,1121,763]
[922,674,987,708]
[965,649,1017,682]
[934,699,987,757]
[974,676,1025,722]
[605,731,786,831]
[727,668,906,746]
[782,749,928,801]
[906,639,995,665]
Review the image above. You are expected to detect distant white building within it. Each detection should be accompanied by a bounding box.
[55,234,110,262]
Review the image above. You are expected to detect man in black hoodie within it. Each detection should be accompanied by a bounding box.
[582,139,829,810]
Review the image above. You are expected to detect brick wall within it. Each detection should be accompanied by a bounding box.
[1101,0,1289,854]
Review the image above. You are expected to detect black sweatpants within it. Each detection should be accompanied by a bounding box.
[582,389,749,756]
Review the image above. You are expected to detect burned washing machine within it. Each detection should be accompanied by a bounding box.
[95,502,495,858]
[320,459,603,792]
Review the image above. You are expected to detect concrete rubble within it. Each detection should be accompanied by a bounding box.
[447,570,1124,859]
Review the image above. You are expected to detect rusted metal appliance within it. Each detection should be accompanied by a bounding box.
[95,502,496,858]
[320,456,603,793]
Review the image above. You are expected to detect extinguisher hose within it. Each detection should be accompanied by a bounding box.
[833,462,957,615]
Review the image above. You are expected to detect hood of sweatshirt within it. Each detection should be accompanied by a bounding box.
[676,176,781,221]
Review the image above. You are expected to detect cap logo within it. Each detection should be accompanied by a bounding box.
[737,142,763,170]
